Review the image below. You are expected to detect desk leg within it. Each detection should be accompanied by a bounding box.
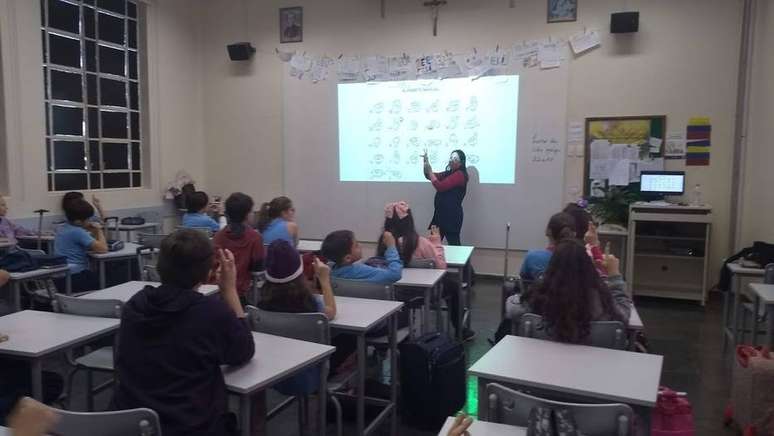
[66,269,72,295]
[99,260,106,289]
[476,377,489,421]
[435,282,443,333]
[318,359,328,436]
[423,286,431,334]
[356,333,366,436]
[389,314,398,436]
[752,296,761,346]
[767,305,774,349]
[12,281,21,312]
[457,270,464,341]
[31,359,43,401]
[636,405,651,436]
[127,259,133,282]
[240,391,267,436]
[460,267,470,331]
[732,275,741,347]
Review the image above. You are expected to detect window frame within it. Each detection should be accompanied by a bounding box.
[41,0,144,192]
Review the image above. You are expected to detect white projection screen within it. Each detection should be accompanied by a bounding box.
[337,76,519,184]
[283,63,570,250]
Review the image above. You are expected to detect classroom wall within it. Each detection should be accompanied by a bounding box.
[741,0,774,247]
[0,0,207,227]
[198,0,742,276]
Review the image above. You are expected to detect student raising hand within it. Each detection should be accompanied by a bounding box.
[382,230,396,248]
[8,397,58,436]
[447,414,473,436]
[216,248,245,318]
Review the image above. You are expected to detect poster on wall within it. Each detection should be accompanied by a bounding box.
[279,7,303,43]
[686,117,711,166]
[583,115,666,196]
[547,0,578,23]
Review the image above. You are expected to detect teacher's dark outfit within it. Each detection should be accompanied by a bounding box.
[427,169,467,245]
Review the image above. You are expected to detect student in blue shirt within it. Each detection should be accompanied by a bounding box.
[181,191,220,233]
[257,196,299,246]
[321,229,402,284]
[519,212,577,282]
[54,198,107,292]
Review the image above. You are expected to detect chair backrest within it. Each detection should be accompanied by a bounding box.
[47,402,161,436]
[486,383,633,436]
[19,248,46,256]
[137,233,167,249]
[54,294,123,319]
[765,263,774,284]
[407,258,435,269]
[518,313,627,350]
[176,226,212,237]
[245,305,330,345]
[330,277,394,301]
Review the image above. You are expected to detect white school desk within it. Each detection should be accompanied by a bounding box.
[6,266,71,312]
[115,222,160,242]
[395,268,446,335]
[724,262,766,351]
[470,336,662,430]
[438,417,527,436]
[17,234,56,253]
[89,242,142,289]
[444,245,475,337]
[329,296,403,436]
[223,332,335,436]
[0,310,119,401]
[297,239,322,253]
[83,281,219,302]
[747,283,774,348]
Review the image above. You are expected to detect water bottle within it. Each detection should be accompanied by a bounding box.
[691,184,702,206]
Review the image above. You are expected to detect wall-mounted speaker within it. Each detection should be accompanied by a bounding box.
[610,12,639,33]
[227,42,256,61]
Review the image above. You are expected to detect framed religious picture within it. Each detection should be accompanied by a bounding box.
[279,7,303,43]
[547,0,577,23]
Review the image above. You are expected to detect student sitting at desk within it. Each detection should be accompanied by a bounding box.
[563,203,607,277]
[519,212,577,282]
[322,229,402,284]
[54,199,107,293]
[258,240,356,388]
[213,192,264,305]
[181,191,220,233]
[114,230,255,436]
[507,240,632,344]
[257,196,299,246]
[376,201,474,340]
[0,197,35,246]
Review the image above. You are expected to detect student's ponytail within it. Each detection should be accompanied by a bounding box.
[546,212,577,244]
[256,202,272,232]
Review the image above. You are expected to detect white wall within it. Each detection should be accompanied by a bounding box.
[198,0,742,276]
[0,0,206,223]
[741,0,774,246]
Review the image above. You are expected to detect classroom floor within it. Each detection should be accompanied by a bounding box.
[56,277,738,435]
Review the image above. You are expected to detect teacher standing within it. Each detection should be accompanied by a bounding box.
[422,149,469,245]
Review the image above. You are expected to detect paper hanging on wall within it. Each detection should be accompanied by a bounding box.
[387,54,414,80]
[434,52,463,79]
[337,56,362,82]
[289,53,312,79]
[538,41,562,69]
[487,46,510,67]
[512,40,541,68]
[590,139,611,159]
[415,54,438,78]
[609,159,632,186]
[362,55,389,81]
[589,158,611,180]
[567,121,584,143]
[275,48,295,62]
[649,137,663,153]
[310,56,332,83]
[569,30,601,55]
[664,131,686,158]
[686,117,711,166]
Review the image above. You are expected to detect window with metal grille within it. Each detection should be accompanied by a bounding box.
[41,0,144,191]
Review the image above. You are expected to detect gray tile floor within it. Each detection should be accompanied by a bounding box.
[55,277,738,435]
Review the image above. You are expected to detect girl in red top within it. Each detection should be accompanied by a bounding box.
[422,149,469,245]
[213,193,264,304]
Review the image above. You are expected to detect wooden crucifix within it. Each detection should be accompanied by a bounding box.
[423,0,448,36]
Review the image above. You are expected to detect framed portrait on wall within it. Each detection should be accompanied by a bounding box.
[279,7,303,43]
[547,0,578,23]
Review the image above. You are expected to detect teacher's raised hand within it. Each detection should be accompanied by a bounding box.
[422,149,431,177]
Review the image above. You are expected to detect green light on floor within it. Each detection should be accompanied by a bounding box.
[465,375,478,418]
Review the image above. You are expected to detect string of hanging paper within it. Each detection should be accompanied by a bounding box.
[275,29,601,83]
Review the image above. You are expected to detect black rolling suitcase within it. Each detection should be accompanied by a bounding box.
[400,332,466,430]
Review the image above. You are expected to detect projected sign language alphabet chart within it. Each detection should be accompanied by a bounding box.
[338,75,519,183]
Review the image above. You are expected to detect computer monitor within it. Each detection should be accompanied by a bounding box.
[639,171,685,197]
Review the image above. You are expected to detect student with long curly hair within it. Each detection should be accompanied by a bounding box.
[509,239,632,344]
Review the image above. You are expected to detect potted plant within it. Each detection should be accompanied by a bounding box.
[586,186,641,226]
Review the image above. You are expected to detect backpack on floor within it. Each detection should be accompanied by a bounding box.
[652,387,694,436]
[399,332,466,430]
[725,346,774,436]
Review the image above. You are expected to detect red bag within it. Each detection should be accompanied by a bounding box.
[726,346,774,436]
[652,387,694,436]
